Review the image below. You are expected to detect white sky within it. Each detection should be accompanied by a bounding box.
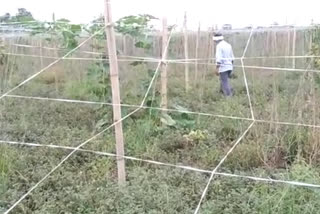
[1,0,319,29]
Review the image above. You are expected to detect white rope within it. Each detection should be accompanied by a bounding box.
[4,51,320,74]
[6,94,320,130]
[5,51,320,73]
[1,139,320,189]
[5,94,128,106]
[4,94,252,121]
[218,172,320,188]
[8,43,105,55]
[243,55,320,59]
[234,65,320,73]
[9,44,61,50]
[241,60,255,119]
[7,43,320,61]
[242,28,254,58]
[4,43,320,64]
[177,60,320,74]
[3,107,140,214]
[193,122,255,214]
[140,26,174,107]
[2,52,161,63]
[255,119,320,129]
[3,24,175,214]
[2,52,160,62]
[9,43,106,55]
[0,28,106,100]
[8,43,162,60]
[241,28,255,120]
[194,28,256,214]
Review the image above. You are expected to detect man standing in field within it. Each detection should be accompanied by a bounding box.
[213,33,235,97]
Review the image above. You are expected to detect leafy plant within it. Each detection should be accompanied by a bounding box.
[86,60,111,99]
[115,14,157,37]
[309,26,320,66]
[19,16,83,50]
[160,106,196,130]
[116,14,157,51]
[184,129,208,143]
[85,15,106,40]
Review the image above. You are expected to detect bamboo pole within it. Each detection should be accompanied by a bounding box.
[104,0,126,185]
[123,35,127,55]
[197,31,211,124]
[39,40,44,69]
[183,12,189,92]
[292,27,296,68]
[286,29,291,69]
[51,14,60,93]
[195,22,200,85]
[8,37,19,87]
[160,17,168,110]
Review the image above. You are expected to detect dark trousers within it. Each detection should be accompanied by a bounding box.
[219,70,233,96]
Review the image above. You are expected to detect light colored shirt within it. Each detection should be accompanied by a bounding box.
[215,40,234,73]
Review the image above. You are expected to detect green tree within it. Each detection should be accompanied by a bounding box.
[0,13,10,23]
[5,8,35,23]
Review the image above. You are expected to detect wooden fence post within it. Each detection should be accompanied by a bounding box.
[183,12,190,92]
[104,0,126,185]
[160,17,168,110]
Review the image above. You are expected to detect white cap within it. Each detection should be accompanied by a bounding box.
[213,35,224,41]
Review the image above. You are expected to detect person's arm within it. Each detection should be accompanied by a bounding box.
[216,62,221,69]
[215,46,222,75]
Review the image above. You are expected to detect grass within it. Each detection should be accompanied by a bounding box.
[8,154,209,214]
[1,34,320,213]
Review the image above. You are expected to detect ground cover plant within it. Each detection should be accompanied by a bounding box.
[1,11,320,213]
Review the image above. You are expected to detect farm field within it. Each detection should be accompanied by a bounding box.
[1,17,320,214]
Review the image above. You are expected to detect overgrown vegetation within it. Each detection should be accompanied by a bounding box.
[1,10,320,213]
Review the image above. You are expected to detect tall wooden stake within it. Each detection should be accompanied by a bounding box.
[39,40,44,69]
[183,12,190,92]
[195,22,200,85]
[286,29,291,68]
[292,28,296,68]
[160,18,168,110]
[123,35,127,55]
[104,0,126,184]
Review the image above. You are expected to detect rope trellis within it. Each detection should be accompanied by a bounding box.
[3,51,320,73]
[1,139,320,189]
[1,14,320,214]
[193,28,256,214]
[1,21,175,213]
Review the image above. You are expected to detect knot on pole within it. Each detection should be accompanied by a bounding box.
[160,59,168,65]
[105,22,115,28]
